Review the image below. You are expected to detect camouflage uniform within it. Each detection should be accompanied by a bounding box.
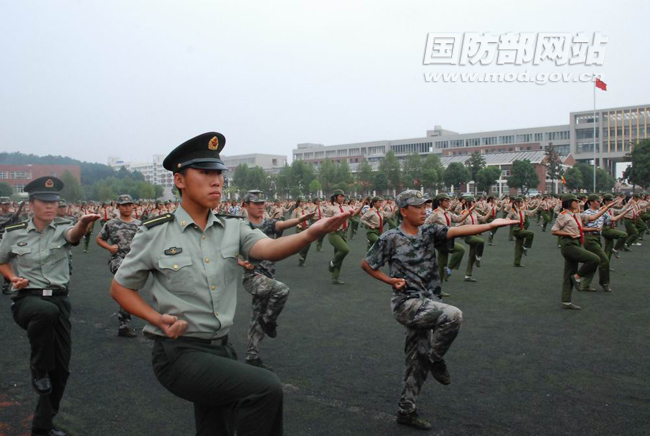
[98,217,142,330]
[365,223,463,415]
[243,218,290,363]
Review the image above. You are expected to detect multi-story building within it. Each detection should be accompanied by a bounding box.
[571,104,650,175]
[221,153,287,170]
[292,103,650,177]
[0,164,81,194]
[108,155,174,189]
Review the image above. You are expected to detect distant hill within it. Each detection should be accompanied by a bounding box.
[0,152,124,186]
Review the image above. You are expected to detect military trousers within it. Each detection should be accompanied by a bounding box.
[464,236,484,276]
[582,234,609,288]
[295,227,311,264]
[152,338,283,436]
[392,296,463,414]
[541,211,551,232]
[559,238,600,303]
[348,218,359,239]
[602,227,627,260]
[243,273,290,361]
[624,219,639,246]
[512,228,534,266]
[11,295,72,432]
[635,218,648,240]
[366,228,380,251]
[82,221,95,251]
[437,243,465,282]
[328,230,349,280]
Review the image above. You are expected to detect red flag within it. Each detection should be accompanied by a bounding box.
[561,176,567,185]
[595,78,607,91]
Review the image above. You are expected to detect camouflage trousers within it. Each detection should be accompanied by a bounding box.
[243,273,290,361]
[392,296,463,414]
[117,307,132,329]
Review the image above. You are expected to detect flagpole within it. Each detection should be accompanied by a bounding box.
[593,78,597,192]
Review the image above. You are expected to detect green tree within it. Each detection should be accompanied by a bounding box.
[402,154,423,189]
[595,168,616,192]
[379,151,401,192]
[564,167,583,191]
[476,167,501,194]
[138,182,156,199]
[0,182,13,197]
[356,161,374,195]
[465,152,486,194]
[624,139,650,189]
[276,165,292,198]
[444,162,470,191]
[421,154,444,193]
[507,160,540,195]
[97,185,116,201]
[233,164,250,192]
[59,170,84,202]
[373,172,389,194]
[308,179,322,195]
[544,144,563,194]
[335,161,354,187]
[154,185,164,198]
[318,159,337,195]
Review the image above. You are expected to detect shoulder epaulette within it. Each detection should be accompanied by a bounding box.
[5,221,28,232]
[143,213,174,228]
[214,213,245,219]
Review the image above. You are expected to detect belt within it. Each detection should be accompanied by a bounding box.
[17,288,68,297]
[585,232,601,237]
[149,333,229,346]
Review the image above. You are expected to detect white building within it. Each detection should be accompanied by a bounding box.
[108,155,174,199]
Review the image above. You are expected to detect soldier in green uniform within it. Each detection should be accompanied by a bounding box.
[507,197,540,267]
[1,196,18,294]
[241,190,313,370]
[601,194,629,260]
[0,177,101,436]
[97,194,142,338]
[110,132,350,436]
[361,190,517,430]
[551,194,614,310]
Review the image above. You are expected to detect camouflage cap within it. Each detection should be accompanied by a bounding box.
[587,194,601,202]
[243,190,267,203]
[562,194,578,201]
[396,190,427,208]
[117,194,134,205]
[0,196,10,204]
[435,193,450,201]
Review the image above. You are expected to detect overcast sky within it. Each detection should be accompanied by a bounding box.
[1,0,648,165]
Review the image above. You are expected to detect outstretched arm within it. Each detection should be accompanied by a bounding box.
[361,259,406,290]
[447,218,519,239]
[66,214,102,243]
[249,212,353,261]
[275,212,315,232]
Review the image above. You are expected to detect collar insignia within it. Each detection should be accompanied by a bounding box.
[164,247,182,256]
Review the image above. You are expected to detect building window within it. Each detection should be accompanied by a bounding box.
[10,171,32,179]
[272,159,278,166]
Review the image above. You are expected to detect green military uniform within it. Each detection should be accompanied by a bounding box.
[551,195,600,309]
[114,132,283,436]
[324,189,353,285]
[0,177,76,436]
[601,194,627,260]
[507,198,537,267]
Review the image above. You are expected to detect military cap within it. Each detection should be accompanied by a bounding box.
[58,200,67,208]
[435,193,450,201]
[243,190,267,203]
[562,194,578,201]
[163,132,228,173]
[587,194,601,202]
[332,189,345,197]
[371,196,384,202]
[0,196,10,204]
[117,194,135,205]
[396,190,427,209]
[487,195,495,200]
[463,195,475,203]
[514,197,524,202]
[24,176,64,202]
[602,194,614,201]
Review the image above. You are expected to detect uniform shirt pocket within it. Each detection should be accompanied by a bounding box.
[219,244,239,286]
[157,255,195,294]
[11,245,32,267]
[48,243,68,264]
